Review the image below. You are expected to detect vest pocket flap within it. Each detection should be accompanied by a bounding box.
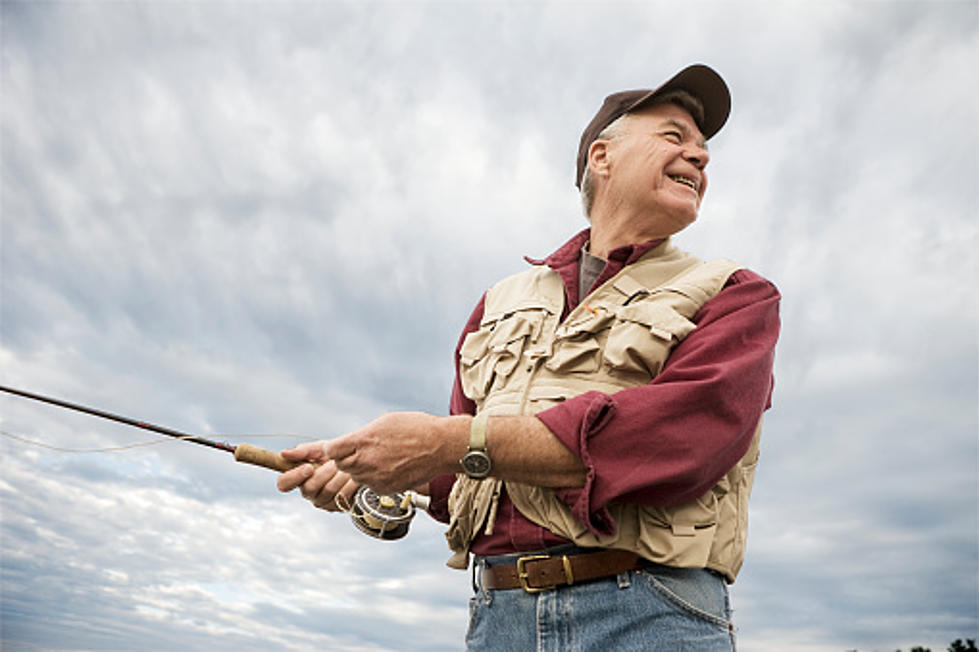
[603,305,697,379]
[488,316,534,350]
[481,299,557,326]
[544,337,602,374]
[459,328,493,364]
[562,307,616,334]
[641,491,718,532]
[461,313,537,363]
[614,303,697,341]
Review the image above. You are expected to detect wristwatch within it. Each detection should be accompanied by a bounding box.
[460,412,492,479]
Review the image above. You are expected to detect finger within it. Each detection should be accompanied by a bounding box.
[317,473,359,513]
[323,467,350,498]
[281,442,328,463]
[299,460,338,501]
[277,464,315,493]
[335,478,360,511]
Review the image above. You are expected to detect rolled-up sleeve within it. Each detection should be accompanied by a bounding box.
[536,269,780,536]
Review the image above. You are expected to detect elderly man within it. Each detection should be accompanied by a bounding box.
[278,64,780,650]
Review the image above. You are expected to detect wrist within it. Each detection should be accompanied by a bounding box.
[436,415,472,475]
[460,412,493,479]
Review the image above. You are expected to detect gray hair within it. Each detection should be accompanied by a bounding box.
[579,89,705,218]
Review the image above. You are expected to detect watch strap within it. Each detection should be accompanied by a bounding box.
[469,412,489,452]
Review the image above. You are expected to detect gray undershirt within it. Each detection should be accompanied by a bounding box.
[579,246,607,303]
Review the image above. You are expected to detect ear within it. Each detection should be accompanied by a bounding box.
[587,139,612,179]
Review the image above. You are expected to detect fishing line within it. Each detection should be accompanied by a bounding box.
[0,428,199,453]
[0,384,428,540]
[0,429,316,454]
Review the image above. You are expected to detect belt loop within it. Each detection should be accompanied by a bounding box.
[561,555,575,586]
[472,558,493,604]
[616,571,631,589]
[471,558,480,594]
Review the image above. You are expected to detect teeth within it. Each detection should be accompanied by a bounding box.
[670,175,697,190]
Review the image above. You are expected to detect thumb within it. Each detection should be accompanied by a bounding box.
[322,435,356,461]
[281,441,329,463]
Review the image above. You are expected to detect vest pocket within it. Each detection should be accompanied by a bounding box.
[544,308,614,374]
[459,309,549,400]
[634,493,719,567]
[603,303,697,378]
[544,336,602,374]
[641,489,718,533]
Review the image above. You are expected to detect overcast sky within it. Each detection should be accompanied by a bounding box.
[1,2,976,651]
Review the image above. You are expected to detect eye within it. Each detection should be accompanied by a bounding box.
[662,130,682,143]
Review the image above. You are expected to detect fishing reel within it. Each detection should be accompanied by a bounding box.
[348,486,430,540]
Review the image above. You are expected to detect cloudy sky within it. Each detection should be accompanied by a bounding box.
[1,2,976,651]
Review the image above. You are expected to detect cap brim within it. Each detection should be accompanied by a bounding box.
[627,64,730,140]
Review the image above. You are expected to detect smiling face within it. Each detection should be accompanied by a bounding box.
[592,101,711,239]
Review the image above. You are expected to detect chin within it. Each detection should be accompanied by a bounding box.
[667,224,695,238]
[667,212,698,235]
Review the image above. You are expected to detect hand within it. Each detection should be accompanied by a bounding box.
[276,441,360,512]
[324,412,464,495]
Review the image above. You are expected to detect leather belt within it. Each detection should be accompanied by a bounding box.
[480,549,646,593]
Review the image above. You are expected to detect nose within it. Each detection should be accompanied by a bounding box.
[685,143,710,169]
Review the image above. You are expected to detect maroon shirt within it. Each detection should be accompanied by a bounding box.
[428,229,781,556]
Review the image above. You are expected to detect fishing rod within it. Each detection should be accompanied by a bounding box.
[0,384,425,540]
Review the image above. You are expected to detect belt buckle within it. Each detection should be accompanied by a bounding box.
[516,554,575,593]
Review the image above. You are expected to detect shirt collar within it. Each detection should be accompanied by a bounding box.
[524,228,666,270]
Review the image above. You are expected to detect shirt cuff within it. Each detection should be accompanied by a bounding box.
[536,391,618,537]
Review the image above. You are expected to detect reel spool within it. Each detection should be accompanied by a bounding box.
[349,486,428,540]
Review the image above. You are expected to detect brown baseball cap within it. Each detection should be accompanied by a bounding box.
[575,64,731,188]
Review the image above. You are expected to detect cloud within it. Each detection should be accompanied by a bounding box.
[2,2,976,651]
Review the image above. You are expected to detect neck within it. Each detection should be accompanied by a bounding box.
[587,197,686,260]
[587,214,672,261]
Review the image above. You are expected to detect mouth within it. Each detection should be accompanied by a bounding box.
[668,174,699,192]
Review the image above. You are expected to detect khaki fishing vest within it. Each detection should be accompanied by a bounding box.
[445,239,762,583]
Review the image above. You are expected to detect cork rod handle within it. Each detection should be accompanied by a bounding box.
[233,443,302,473]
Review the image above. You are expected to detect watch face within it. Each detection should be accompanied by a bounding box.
[461,451,492,479]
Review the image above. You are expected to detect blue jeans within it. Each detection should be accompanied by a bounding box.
[466,548,736,651]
